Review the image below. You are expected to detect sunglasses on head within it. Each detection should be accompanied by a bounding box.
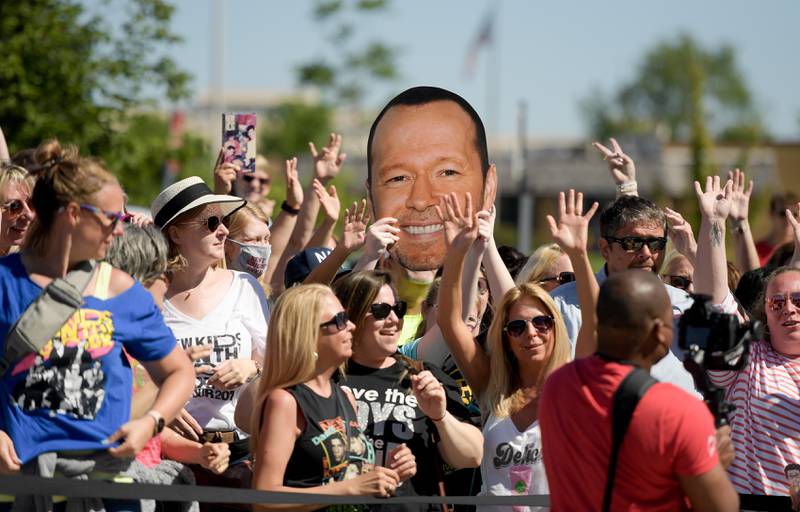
[1,199,33,218]
[539,271,576,285]
[242,174,270,185]
[663,274,692,291]
[79,204,132,229]
[504,315,555,337]
[370,301,408,320]
[320,311,349,332]
[604,236,667,252]
[767,292,800,312]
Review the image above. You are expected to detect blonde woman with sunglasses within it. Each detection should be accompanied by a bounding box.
[0,163,35,256]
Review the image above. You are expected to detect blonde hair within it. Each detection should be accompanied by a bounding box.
[483,283,571,418]
[515,244,565,286]
[24,139,118,256]
[225,203,269,240]
[249,284,331,451]
[0,163,36,202]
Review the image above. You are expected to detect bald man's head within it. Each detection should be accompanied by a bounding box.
[597,270,673,361]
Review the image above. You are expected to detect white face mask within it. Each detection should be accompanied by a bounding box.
[228,239,271,278]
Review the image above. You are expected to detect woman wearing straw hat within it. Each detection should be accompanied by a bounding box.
[151,176,270,495]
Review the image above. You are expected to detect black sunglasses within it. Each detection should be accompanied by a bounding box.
[539,271,576,285]
[179,214,229,233]
[320,311,349,332]
[663,274,692,291]
[242,174,270,185]
[504,315,555,337]
[1,199,33,218]
[604,236,667,252]
[370,301,408,320]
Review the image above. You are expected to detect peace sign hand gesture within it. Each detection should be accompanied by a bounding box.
[592,138,637,194]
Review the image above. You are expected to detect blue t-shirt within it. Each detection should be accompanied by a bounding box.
[0,253,177,463]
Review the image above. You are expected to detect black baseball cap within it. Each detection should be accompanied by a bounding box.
[284,247,351,288]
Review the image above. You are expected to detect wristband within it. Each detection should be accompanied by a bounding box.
[281,201,300,215]
[146,410,165,437]
[429,412,446,422]
[616,180,638,195]
[247,360,263,383]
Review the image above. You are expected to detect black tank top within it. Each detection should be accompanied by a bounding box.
[284,382,375,488]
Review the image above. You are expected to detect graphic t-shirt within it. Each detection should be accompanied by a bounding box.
[539,355,718,512]
[338,359,472,511]
[709,339,800,496]
[0,253,177,463]
[163,270,269,432]
[284,383,375,488]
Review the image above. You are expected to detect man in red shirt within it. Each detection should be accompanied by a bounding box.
[539,270,738,511]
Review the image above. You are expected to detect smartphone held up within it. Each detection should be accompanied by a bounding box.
[222,112,256,173]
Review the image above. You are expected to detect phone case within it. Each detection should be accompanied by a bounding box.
[222,112,257,173]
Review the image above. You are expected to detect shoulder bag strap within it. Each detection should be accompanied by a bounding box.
[1,260,97,374]
[601,367,658,512]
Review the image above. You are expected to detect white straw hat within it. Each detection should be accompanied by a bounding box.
[151,176,245,230]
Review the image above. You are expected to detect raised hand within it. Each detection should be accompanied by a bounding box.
[435,192,478,252]
[728,168,753,224]
[342,199,370,251]
[284,157,303,209]
[694,175,733,222]
[364,217,400,257]
[213,148,239,195]
[410,370,447,422]
[787,202,800,267]
[664,207,698,262]
[309,133,347,182]
[546,189,599,257]
[592,138,636,191]
[312,179,341,223]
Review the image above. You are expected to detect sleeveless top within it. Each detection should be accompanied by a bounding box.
[284,382,376,488]
[478,413,548,512]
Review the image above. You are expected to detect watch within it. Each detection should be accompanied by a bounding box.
[146,410,165,437]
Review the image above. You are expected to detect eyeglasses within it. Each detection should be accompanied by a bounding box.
[1,199,33,218]
[663,275,692,291]
[242,175,270,185]
[320,311,349,332]
[604,236,667,252]
[539,272,576,286]
[177,215,228,233]
[504,315,555,337]
[79,204,132,229]
[477,277,489,295]
[370,301,408,320]
[767,292,800,312]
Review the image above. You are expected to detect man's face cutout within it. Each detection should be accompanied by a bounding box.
[367,100,496,271]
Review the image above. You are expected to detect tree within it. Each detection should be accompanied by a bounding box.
[260,101,333,160]
[0,0,190,155]
[581,33,765,145]
[296,0,400,108]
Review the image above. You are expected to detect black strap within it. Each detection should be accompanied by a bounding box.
[601,367,657,512]
[153,181,213,228]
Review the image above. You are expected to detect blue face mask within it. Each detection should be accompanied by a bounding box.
[228,239,271,278]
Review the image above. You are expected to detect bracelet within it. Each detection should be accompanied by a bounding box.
[247,361,263,383]
[281,200,300,215]
[616,180,638,195]
[429,412,446,422]
[730,218,747,234]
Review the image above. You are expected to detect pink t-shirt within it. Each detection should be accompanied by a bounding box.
[709,339,800,495]
[540,356,718,512]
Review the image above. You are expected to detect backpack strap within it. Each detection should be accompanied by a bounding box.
[1,260,97,374]
[601,366,658,512]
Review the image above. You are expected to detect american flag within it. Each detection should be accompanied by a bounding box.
[462,8,497,79]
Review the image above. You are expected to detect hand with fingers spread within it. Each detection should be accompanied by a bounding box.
[312,179,341,223]
[787,202,800,267]
[213,148,240,195]
[546,189,599,257]
[592,138,637,194]
[728,169,754,225]
[310,133,347,182]
[106,416,157,458]
[364,217,400,258]
[473,204,497,253]
[284,157,303,210]
[695,176,733,222]
[208,358,257,391]
[410,370,447,422]
[435,192,478,252]
[170,408,203,441]
[0,431,21,474]
[664,207,698,262]
[386,443,417,482]
[199,442,231,475]
[342,199,370,251]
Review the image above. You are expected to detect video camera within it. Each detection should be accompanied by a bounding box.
[678,294,763,426]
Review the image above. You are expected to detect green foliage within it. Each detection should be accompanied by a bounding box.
[297,0,400,106]
[581,33,765,144]
[0,0,190,156]
[260,101,334,160]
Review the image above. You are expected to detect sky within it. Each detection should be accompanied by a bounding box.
[161,0,800,141]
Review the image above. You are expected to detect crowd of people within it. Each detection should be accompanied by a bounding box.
[0,85,798,512]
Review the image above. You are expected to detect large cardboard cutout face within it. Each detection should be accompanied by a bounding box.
[368,100,496,271]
